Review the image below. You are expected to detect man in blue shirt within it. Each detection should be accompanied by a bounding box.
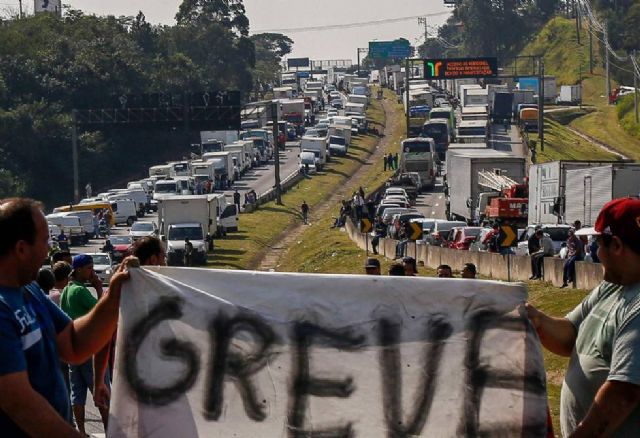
[0,198,131,437]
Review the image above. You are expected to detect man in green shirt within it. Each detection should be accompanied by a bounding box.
[527,198,640,437]
[61,254,108,435]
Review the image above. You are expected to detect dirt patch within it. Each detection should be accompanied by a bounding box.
[253,98,402,271]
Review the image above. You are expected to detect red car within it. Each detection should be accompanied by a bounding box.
[447,227,483,250]
[108,235,134,262]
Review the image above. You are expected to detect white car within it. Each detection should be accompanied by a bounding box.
[129,221,159,240]
[515,224,573,256]
[86,253,114,284]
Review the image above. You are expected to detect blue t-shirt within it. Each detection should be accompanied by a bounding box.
[0,282,72,436]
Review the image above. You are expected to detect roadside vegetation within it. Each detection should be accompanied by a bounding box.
[209,87,389,270]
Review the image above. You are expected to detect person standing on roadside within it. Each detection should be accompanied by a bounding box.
[301,200,310,225]
[383,154,388,171]
[233,190,241,212]
[561,228,584,288]
[526,198,640,436]
[0,197,131,438]
[528,228,543,280]
[60,255,109,435]
[393,153,399,170]
[387,153,394,171]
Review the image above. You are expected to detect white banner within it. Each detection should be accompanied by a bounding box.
[108,268,547,437]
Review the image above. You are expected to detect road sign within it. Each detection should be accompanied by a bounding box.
[288,57,310,68]
[498,225,517,247]
[368,40,412,59]
[361,218,372,233]
[409,222,422,241]
[296,71,310,78]
[423,57,498,80]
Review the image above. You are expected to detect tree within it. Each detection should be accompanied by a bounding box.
[250,33,293,94]
[175,0,249,36]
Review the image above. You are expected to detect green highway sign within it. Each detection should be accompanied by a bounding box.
[368,40,412,60]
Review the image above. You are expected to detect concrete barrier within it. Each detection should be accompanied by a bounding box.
[510,255,533,282]
[544,258,566,287]
[417,244,428,266]
[576,262,603,291]
[426,245,442,269]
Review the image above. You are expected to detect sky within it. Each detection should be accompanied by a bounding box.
[7,0,452,61]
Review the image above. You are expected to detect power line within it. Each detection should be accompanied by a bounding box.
[251,11,451,34]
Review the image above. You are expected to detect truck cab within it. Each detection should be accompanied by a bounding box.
[165,223,208,266]
[400,138,437,190]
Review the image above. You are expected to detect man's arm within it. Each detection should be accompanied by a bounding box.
[525,303,577,357]
[93,342,111,409]
[56,260,132,365]
[570,380,640,437]
[0,371,82,438]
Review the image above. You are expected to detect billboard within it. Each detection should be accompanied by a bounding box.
[34,0,61,14]
[423,57,498,80]
[287,58,310,68]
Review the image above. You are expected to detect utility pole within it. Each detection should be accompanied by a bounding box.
[417,17,429,57]
[605,27,611,104]
[71,110,80,203]
[575,0,581,45]
[589,31,594,74]
[538,58,545,151]
[271,102,282,205]
[635,50,639,124]
[356,48,367,77]
[405,58,411,138]
[18,0,23,18]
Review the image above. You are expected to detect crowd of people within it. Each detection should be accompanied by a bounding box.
[2,196,640,437]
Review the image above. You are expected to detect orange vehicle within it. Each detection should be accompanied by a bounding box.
[519,108,539,132]
[485,183,529,227]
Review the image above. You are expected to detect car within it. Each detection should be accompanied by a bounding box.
[330,99,343,110]
[388,212,426,239]
[304,128,321,137]
[327,110,338,118]
[381,208,414,225]
[375,203,401,218]
[129,221,158,240]
[381,197,410,209]
[108,235,134,263]
[469,228,494,252]
[384,188,409,198]
[515,224,573,256]
[447,226,483,250]
[86,252,114,284]
[425,220,467,246]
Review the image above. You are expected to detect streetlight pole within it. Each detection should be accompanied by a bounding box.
[357,48,368,77]
[71,110,80,203]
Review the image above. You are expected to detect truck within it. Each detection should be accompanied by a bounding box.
[200,139,224,155]
[328,135,348,156]
[422,120,450,161]
[399,138,437,190]
[490,92,514,124]
[445,150,526,223]
[511,90,536,114]
[241,106,268,128]
[477,170,528,226]
[564,164,640,225]
[299,136,328,168]
[202,151,234,189]
[462,88,488,108]
[527,160,625,225]
[46,214,87,246]
[329,125,351,147]
[347,94,368,107]
[200,130,239,146]
[456,120,489,144]
[157,195,217,266]
[223,144,249,176]
[149,164,172,178]
[558,85,582,105]
[273,87,294,100]
[429,108,455,141]
[169,161,191,178]
[344,102,365,117]
[456,80,480,99]
[191,160,216,187]
[280,99,305,134]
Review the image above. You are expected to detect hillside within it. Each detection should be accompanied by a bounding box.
[516,17,640,162]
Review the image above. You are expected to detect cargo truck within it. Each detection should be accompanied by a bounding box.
[280,99,305,134]
[490,92,514,124]
[299,136,328,168]
[157,195,216,266]
[202,151,234,189]
[200,130,239,146]
[557,85,582,105]
[399,138,437,190]
[191,160,216,187]
[462,88,488,108]
[528,160,634,225]
[445,150,526,223]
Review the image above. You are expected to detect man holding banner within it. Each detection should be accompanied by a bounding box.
[0,198,131,437]
[527,198,640,436]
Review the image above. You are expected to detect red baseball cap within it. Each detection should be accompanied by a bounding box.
[575,198,640,246]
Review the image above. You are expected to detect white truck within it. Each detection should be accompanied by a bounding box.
[107,189,149,216]
[273,87,294,100]
[462,88,488,108]
[299,136,328,169]
[157,195,216,266]
[191,160,216,187]
[169,161,191,178]
[399,137,437,190]
[558,85,582,105]
[149,164,172,178]
[280,99,305,130]
[223,145,249,177]
[344,102,365,116]
[200,130,239,146]
[347,94,368,107]
[328,135,348,156]
[528,160,627,225]
[202,151,235,187]
[564,163,640,226]
[446,150,526,223]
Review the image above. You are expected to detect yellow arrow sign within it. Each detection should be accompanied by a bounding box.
[409,222,422,241]
[361,218,372,233]
[500,225,517,247]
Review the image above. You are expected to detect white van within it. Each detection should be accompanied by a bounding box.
[107,190,148,216]
[52,210,94,238]
[109,199,138,226]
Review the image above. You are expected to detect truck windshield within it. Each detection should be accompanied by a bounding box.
[173,163,189,173]
[403,141,432,153]
[422,123,448,143]
[202,142,223,153]
[252,139,266,149]
[430,111,450,120]
[155,183,177,193]
[330,136,345,145]
[168,226,203,241]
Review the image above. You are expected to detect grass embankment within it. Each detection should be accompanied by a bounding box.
[208,87,388,270]
[517,17,640,161]
[276,89,421,274]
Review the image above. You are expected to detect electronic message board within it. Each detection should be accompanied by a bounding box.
[423,57,498,80]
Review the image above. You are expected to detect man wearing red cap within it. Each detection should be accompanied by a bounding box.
[527,198,640,436]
